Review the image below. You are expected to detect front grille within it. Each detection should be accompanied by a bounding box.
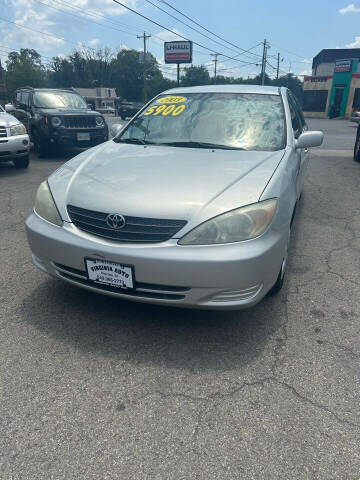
[53,262,189,300]
[67,204,187,243]
[63,116,96,129]
[0,126,7,138]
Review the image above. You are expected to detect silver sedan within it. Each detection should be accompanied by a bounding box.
[25,85,323,309]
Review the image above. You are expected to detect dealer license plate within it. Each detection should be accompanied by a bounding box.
[85,258,134,289]
[77,132,91,141]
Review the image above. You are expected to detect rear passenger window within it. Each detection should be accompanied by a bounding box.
[16,91,22,104]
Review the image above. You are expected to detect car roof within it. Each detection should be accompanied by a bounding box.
[162,84,282,95]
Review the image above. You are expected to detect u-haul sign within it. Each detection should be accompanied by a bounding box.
[164,41,193,64]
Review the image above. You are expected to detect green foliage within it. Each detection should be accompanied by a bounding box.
[5,49,46,99]
[181,65,211,86]
[2,47,304,103]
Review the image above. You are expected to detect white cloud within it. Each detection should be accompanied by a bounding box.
[339,3,360,14]
[301,58,312,64]
[346,36,360,47]
[0,0,137,54]
[88,38,100,47]
[151,28,185,45]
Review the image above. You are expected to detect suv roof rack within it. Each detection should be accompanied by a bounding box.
[18,86,35,90]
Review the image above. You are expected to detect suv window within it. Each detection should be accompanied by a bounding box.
[21,92,30,108]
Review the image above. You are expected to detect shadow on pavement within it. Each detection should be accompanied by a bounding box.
[21,275,286,373]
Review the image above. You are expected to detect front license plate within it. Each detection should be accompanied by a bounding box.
[85,258,134,290]
[77,132,91,141]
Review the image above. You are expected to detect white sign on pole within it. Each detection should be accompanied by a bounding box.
[164,41,193,64]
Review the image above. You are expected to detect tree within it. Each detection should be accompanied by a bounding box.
[5,48,46,98]
[180,65,210,86]
[273,73,303,102]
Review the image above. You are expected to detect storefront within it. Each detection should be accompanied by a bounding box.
[303,49,360,118]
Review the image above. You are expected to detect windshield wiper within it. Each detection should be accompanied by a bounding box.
[116,138,153,145]
[160,141,246,150]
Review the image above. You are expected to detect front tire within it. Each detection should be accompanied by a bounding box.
[268,227,291,296]
[354,135,360,162]
[33,131,49,158]
[13,155,30,169]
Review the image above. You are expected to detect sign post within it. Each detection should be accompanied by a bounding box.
[164,41,193,87]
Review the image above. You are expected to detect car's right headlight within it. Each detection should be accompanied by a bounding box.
[10,123,27,136]
[178,199,277,245]
[34,181,63,226]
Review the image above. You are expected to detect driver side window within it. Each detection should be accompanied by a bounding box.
[288,95,301,139]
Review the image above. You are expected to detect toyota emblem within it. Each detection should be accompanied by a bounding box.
[106,214,126,230]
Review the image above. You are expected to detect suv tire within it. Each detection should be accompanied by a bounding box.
[33,131,49,158]
[13,155,30,169]
[354,135,360,162]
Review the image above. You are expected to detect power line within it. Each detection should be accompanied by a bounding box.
[110,0,259,65]
[156,0,262,60]
[143,0,247,56]
[31,0,140,38]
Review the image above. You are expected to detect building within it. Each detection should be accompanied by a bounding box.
[73,87,119,110]
[303,49,360,118]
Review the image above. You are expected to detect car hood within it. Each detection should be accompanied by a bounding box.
[49,141,284,229]
[36,108,101,116]
[0,111,21,127]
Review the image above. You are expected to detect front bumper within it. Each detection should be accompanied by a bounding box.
[0,134,30,161]
[25,212,287,310]
[45,127,108,149]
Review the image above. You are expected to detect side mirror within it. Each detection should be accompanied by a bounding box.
[5,104,16,113]
[296,131,324,149]
[110,123,124,137]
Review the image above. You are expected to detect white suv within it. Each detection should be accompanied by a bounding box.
[0,104,30,168]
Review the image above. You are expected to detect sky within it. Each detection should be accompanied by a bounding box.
[1,0,360,81]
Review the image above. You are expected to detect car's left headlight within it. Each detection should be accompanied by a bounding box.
[95,116,105,126]
[178,199,278,245]
[10,123,26,136]
[51,116,62,127]
[34,181,63,227]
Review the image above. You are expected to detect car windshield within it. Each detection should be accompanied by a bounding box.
[33,91,87,109]
[117,92,285,151]
[0,105,4,113]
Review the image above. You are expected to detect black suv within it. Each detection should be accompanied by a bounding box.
[12,87,108,156]
[117,101,144,120]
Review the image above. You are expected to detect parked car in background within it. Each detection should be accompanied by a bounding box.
[0,104,30,168]
[26,85,324,310]
[9,87,108,157]
[354,123,360,162]
[96,106,115,115]
[117,101,144,120]
[350,107,360,123]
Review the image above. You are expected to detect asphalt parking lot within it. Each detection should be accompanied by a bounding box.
[1,118,360,479]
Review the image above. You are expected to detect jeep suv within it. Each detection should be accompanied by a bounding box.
[12,87,108,157]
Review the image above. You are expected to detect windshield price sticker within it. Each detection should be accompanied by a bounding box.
[157,96,187,104]
[144,104,186,117]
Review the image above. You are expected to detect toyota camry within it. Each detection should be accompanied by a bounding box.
[25,85,323,309]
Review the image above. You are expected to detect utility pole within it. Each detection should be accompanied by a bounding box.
[276,52,280,80]
[137,32,151,103]
[260,39,269,86]
[211,53,219,84]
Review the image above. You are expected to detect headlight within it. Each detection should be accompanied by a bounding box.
[51,116,62,127]
[179,199,277,245]
[10,123,26,136]
[95,116,105,126]
[34,181,63,227]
